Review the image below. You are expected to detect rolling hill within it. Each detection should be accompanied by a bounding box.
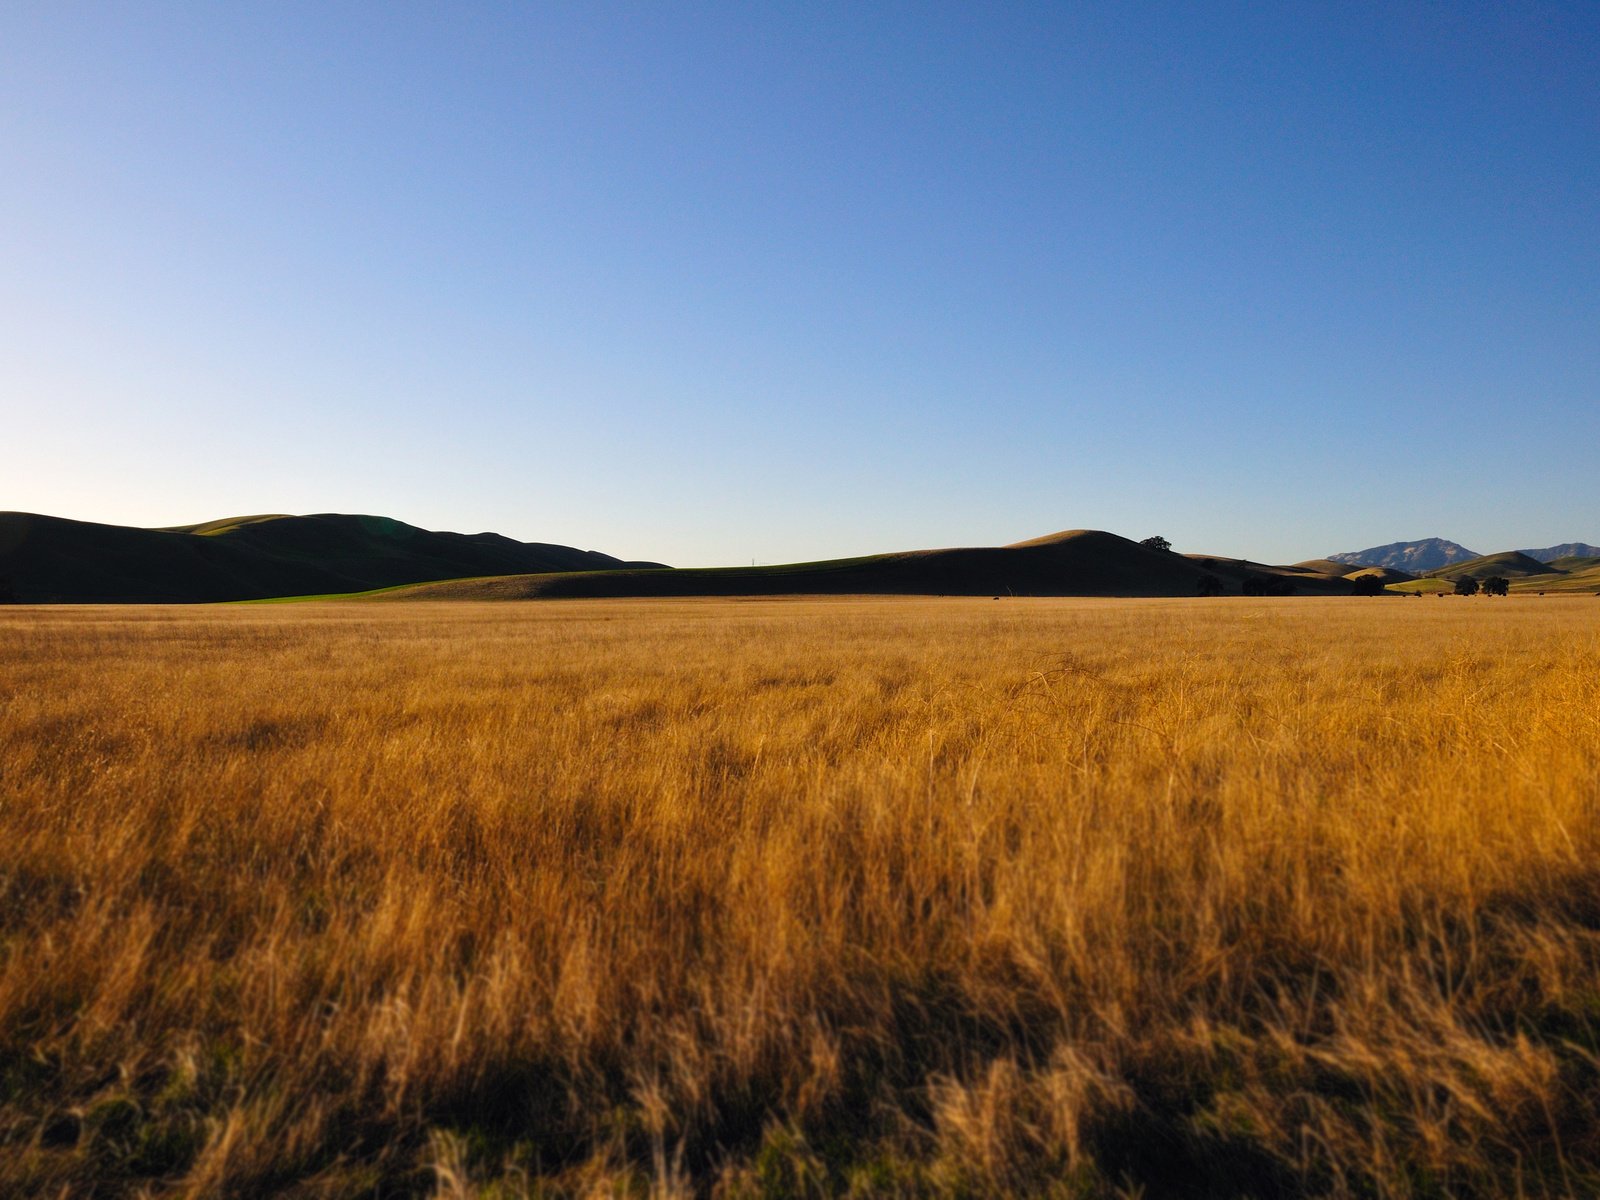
[1508,568,1600,594]
[1545,555,1600,573]
[0,512,661,603]
[1293,559,1362,576]
[1,513,1438,604]
[366,531,1366,602]
[1339,566,1418,585]
[1522,565,1600,594]
[1421,551,1553,582]
[1387,551,1600,595]
[1292,560,1416,585]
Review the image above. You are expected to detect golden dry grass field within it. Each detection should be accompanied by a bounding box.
[3,596,1600,1198]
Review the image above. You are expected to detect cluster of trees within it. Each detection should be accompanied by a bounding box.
[1182,554,1520,601]
[1195,573,1296,597]
[1455,576,1510,596]
[1242,575,1296,596]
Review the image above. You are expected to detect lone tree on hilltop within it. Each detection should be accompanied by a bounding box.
[1140,535,1172,552]
[1481,575,1510,596]
[1454,576,1480,597]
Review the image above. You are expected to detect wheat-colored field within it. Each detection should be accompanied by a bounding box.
[2,596,1598,1197]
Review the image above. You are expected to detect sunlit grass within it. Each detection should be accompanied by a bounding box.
[2,596,1598,1196]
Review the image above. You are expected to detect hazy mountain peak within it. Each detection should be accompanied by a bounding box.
[1520,542,1600,563]
[1327,539,1479,572]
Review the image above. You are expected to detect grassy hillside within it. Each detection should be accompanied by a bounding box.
[369,531,1362,601]
[156,514,292,535]
[1182,553,1375,592]
[4,512,1414,604]
[1391,577,1458,595]
[0,512,656,603]
[1383,551,1600,596]
[1340,565,1416,585]
[1509,564,1600,594]
[1287,561,1415,585]
[1423,550,1552,580]
[1546,555,1600,573]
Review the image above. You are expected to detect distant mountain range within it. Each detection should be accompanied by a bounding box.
[1329,539,1600,571]
[1328,539,1478,572]
[1522,543,1600,562]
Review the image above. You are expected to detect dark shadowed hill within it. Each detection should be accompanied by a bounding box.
[372,531,1362,601]
[0,512,661,603]
[1291,560,1415,584]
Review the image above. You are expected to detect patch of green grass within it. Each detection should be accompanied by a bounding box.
[1391,578,1459,594]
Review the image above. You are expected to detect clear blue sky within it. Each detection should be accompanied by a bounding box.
[4,2,1596,565]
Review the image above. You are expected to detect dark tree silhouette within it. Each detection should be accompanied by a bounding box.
[1239,575,1294,597]
[1350,575,1385,596]
[1196,574,1224,596]
[1140,535,1172,552]
[1454,576,1480,596]
[1481,576,1510,596]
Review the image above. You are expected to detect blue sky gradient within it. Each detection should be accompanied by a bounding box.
[4,2,1596,565]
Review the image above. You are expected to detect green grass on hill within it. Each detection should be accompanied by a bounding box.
[1391,578,1464,595]
[1510,565,1600,594]
[1546,555,1600,573]
[1423,550,1551,580]
[1391,568,1600,595]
